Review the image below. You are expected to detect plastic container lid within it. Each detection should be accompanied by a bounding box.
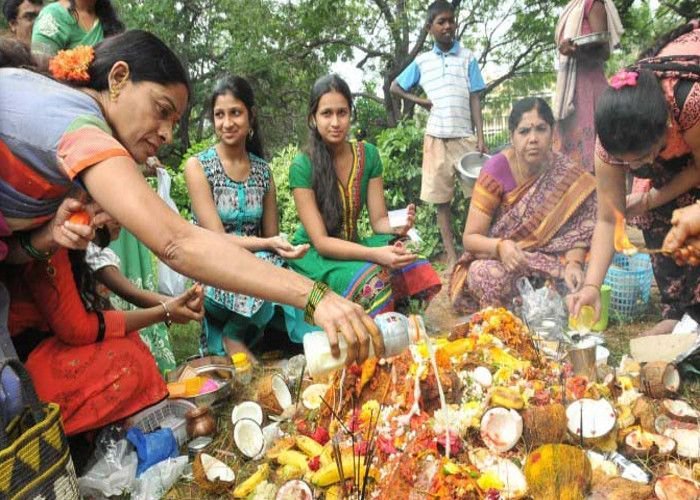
[232,352,251,369]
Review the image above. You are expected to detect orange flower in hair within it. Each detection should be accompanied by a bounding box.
[49,45,95,83]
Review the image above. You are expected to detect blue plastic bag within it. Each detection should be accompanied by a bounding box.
[126,427,179,476]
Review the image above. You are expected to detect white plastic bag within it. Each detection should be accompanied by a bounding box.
[156,168,188,296]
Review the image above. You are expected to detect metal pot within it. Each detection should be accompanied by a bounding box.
[455,152,490,190]
[186,405,217,438]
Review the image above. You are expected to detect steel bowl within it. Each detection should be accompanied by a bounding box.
[166,355,235,407]
[455,151,490,188]
[571,31,610,47]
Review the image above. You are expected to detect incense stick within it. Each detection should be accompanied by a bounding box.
[320,395,352,434]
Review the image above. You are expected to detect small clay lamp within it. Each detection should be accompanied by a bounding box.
[186,406,217,438]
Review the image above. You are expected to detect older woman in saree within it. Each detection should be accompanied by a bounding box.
[449,97,597,312]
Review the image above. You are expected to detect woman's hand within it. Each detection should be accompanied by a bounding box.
[372,243,417,269]
[566,285,601,319]
[496,239,527,272]
[558,38,577,56]
[663,203,700,252]
[164,284,205,324]
[312,291,382,365]
[563,262,584,293]
[268,235,310,259]
[49,198,96,250]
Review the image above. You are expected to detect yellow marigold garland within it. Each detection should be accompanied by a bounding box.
[48,45,94,83]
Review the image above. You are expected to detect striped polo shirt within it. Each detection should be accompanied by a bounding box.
[396,41,486,139]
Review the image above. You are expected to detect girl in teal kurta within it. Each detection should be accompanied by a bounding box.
[185,76,312,359]
[289,75,441,315]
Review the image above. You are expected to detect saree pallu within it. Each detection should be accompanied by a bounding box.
[449,153,596,313]
[289,234,442,316]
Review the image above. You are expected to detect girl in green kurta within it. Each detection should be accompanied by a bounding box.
[31,1,123,63]
[289,75,442,315]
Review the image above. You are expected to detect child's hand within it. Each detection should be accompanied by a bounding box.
[419,98,433,111]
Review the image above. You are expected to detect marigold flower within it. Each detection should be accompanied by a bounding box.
[49,45,94,83]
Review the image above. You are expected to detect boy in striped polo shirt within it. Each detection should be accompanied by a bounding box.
[391,0,486,267]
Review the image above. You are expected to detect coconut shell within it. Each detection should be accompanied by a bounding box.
[623,429,676,459]
[589,476,654,500]
[639,362,680,399]
[524,444,592,500]
[522,403,567,447]
[257,373,290,415]
[192,452,235,494]
[663,428,700,459]
[661,399,700,423]
[632,397,659,432]
[655,475,700,500]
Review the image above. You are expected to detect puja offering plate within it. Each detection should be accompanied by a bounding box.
[166,355,234,407]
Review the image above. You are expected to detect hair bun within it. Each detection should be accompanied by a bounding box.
[49,45,95,83]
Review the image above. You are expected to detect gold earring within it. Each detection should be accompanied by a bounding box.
[248,129,254,139]
[109,87,120,102]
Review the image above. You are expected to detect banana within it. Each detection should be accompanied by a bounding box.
[325,484,344,500]
[277,450,310,473]
[319,442,333,467]
[311,454,377,487]
[232,463,269,498]
[295,435,324,457]
[276,464,304,481]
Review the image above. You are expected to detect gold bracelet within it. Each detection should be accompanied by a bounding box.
[304,282,330,325]
[495,239,505,258]
[159,301,173,328]
[582,283,601,294]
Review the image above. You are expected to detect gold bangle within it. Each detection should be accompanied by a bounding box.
[582,283,601,294]
[159,301,173,328]
[495,239,505,258]
[304,282,330,325]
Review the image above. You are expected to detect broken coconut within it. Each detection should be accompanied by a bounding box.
[275,479,314,500]
[522,403,567,448]
[639,362,680,399]
[480,458,527,499]
[231,400,264,426]
[470,366,493,388]
[662,428,700,459]
[257,373,293,415]
[192,453,235,494]
[566,398,616,440]
[623,429,676,458]
[480,407,523,453]
[654,475,700,500]
[233,417,265,459]
[301,383,329,410]
[662,399,700,423]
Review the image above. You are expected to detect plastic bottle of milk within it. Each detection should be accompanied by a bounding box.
[303,312,425,378]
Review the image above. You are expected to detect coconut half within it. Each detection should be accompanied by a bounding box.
[655,475,700,500]
[231,401,264,426]
[662,428,700,459]
[481,459,528,499]
[301,383,329,410]
[199,453,235,483]
[233,417,265,459]
[480,407,523,453]
[275,479,314,500]
[565,398,616,439]
[624,429,676,458]
[662,399,700,423]
[640,362,680,399]
[471,367,493,388]
[258,373,293,415]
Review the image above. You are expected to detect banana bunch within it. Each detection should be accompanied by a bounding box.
[310,454,378,487]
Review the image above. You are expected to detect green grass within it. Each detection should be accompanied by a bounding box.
[169,321,202,365]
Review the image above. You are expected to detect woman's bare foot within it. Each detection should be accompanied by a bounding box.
[638,319,679,337]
